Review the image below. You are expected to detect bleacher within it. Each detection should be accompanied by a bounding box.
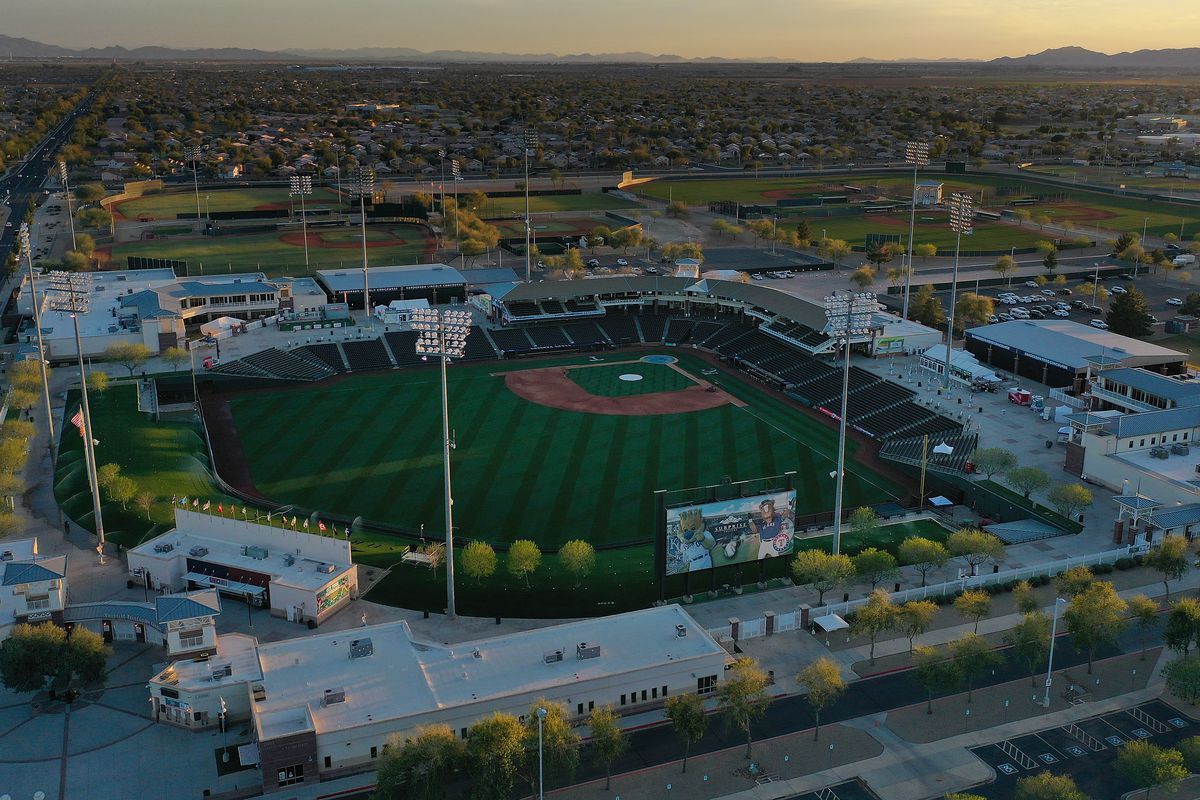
[341,339,394,372]
[489,328,537,355]
[857,400,962,441]
[703,322,755,351]
[293,344,347,373]
[637,310,669,344]
[526,326,571,349]
[663,319,695,345]
[208,359,270,379]
[241,347,334,381]
[540,300,565,315]
[689,320,727,346]
[384,331,424,367]
[597,314,640,345]
[463,326,499,360]
[505,301,542,318]
[566,298,599,312]
[562,322,607,346]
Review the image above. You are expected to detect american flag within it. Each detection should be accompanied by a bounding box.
[70,409,85,437]
[318,521,326,532]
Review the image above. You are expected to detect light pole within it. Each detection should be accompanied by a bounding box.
[413,308,472,618]
[57,161,77,253]
[331,144,345,215]
[536,706,548,800]
[524,129,538,283]
[1134,216,1149,277]
[437,147,447,230]
[290,174,313,270]
[47,271,105,563]
[824,291,875,555]
[901,141,929,319]
[354,167,375,325]
[1043,597,1067,707]
[450,158,462,258]
[942,193,974,390]
[17,225,56,466]
[186,145,203,225]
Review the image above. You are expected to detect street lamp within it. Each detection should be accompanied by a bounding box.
[942,193,974,389]
[901,141,929,319]
[353,167,375,323]
[536,706,548,800]
[524,130,538,283]
[289,174,313,270]
[16,224,56,466]
[413,308,473,617]
[1043,597,1068,707]
[186,145,203,224]
[824,291,876,555]
[57,161,77,252]
[46,270,105,563]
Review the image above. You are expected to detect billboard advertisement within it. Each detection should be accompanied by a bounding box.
[665,490,797,576]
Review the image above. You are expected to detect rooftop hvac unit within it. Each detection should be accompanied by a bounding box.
[1172,443,1189,456]
[349,638,374,659]
[282,554,295,567]
[188,546,209,558]
[211,664,232,681]
[252,685,266,702]
[0,551,13,562]
[543,649,564,664]
[576,642,601,660]
[675,624,688,638]
[318,563,336,574]
[322,687,346,706]
[154,543,175,554]
[244,545,269,560]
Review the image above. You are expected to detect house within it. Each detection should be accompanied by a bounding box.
[0,538,67,634]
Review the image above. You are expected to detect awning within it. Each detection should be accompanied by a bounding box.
[812,613,849,632]
[928,495,954,508]
[183,572,266,597]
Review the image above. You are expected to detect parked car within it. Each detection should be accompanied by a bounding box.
[1057,288,1073,295]
[1041,289,1056,297]
[615,258,628,267]
[1167,297,1184,306]
[999,313,1014,321]
[1118,273,1134,280]
[1053,309,1070,317]
[1029,310,1046,319]
[1090,319,1109,329]
[587,258,600,267]
[1070,299,1086,308]
[1110,285,1127,294]
[1025,280,1039,288]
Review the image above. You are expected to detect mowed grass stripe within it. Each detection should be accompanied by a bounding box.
[541,412,596,548]
[636,416,665,531]
[591,415,631,536]
[500,407,565,537]
[459,394,533,542]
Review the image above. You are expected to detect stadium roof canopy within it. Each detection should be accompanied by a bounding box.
[965,319,1185,371]
[316,264,466,293]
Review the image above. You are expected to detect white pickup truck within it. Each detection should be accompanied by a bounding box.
[1174,253,1197,267]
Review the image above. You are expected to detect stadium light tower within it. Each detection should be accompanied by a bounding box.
[331,143,345,215]
[901,141,929,320]
[437,148,447,228]
[57,160,78,253]
[524,129,538,283]
[289,174,313,270]
[450,158,462,257]
[824,291,876,556]
[353,167,375,325]
[17,224,56,465]
[942,193,974,389]
[47,270,105,563]
[412,308,473,618]
[186,146,203,224]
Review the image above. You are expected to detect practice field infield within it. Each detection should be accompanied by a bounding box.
[101,223,436,277]
[113,186,344,221]
[474,193,639,218]
[491,215,609,239]
[784,210,1050,251]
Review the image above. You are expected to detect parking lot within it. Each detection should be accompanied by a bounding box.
[969,700,1196,799]
[779,780,881,800]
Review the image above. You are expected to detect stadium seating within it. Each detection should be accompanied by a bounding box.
[242,347,334,381]
[688,320,727,346]
[596,314,640,345]
[295,343,348,372]
[562,322,607,346]
[342,339,394,372]
[637,310,669,343]
[504,301,542,318]
[488,328,537,355]
[565,298,599,312]
[663,319,695,345]
[540,299,565,315]
[462,326,499,360]
[702,322,755,350]
[526,326,571,349]
[384,331,424,367]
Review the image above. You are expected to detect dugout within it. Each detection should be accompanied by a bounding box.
[315,264,466,309]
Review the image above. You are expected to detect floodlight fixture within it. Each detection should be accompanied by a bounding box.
[948,192,974,235]
[905,141,930,168]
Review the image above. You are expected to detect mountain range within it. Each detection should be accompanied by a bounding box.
[1,35,1198,68]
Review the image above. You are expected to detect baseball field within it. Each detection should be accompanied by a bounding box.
[783,210,1052,251]
[473,193,639,218]
[113,186,345,221]
[101,223,437,277]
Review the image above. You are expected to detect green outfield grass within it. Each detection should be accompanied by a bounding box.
[1019,164,1200,194]
[116,186,344,221]
[785,210,1051,251]
[475,193,638,218]
[566,361,694,396]
[491,216,604,238]
[104,223,435,278]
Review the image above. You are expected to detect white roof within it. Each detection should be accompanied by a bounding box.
[253,605,724,741]
[151,633,262,692]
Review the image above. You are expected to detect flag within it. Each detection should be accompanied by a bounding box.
[290,516,297,528]
[219,697,227,716]
[318,521,326,532]
[179,497,188,507]
[303,519,309,529]
[242,507,248,518]
[218,503,223,514]
[70,409,85,437]
[192,498,199,508]
[203,500,211,511]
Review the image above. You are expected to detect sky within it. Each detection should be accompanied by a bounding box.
[9,0,1200,60]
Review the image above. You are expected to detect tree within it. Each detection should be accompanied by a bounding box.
[898,537,949,587]
[1007,466,1050,499]
[106,476,138,510]
[865,241,895,271]
[898,600,938,653]
[86,370,109,395]
[104,342,151,377]
[75,233,96,257]
[664,693,707,773]
[849,266,875,290]
[62,250,90,271]
[461,541,497,584]
[1042,248,1058,274]
[992,254,1016,287]
[796,657,845,741]
[745,219,774,248]
[947,528,1005,576]
[1107,287,1153,337]
[373,724,464,800]
[588,706,626,790]
[75,182,106,203]
[954,293,995,333]
[1048,483,1093,520]
[852,547,897,591]
[161,346,188,372]
[0,623,110,693]
[949,633,1000,702]
[1181,292,1200,317]
[1127,595,1160,661]
[910,284,945,328]
[660,241,703,263]
[548,168,563,189]
[96,463,122,492]
[558,539,596,588]
[465,713,524,800]
[1005,611,1051,688]
[1064,581,1128,674]
[523,700,579,792]
[791,549,855,605]
[1164,658,1200,706]
[136,491,156,521]
[1145,535,1191,600]
[1177,735,1200,771]
[819,238,852,269]
[971,447,1016,480]
[1165,597,1200,658]
[1115,740,1188,800]
[507,539,541,588]
[1055,565,1094,598]
[717,656,771,759]
[954,589,992,633]
[912,645,960,714]
[853,589,897,665]
[664,200,689,218]
[914,243,938,261]
[1014,772,1088,800]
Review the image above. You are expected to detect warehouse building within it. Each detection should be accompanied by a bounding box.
[127,509,358,627]
[250,605,727,793]
[315,264,466,310]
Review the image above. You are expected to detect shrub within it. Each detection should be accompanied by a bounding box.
[1094,563,1113,575]
[1115,557,1134,571]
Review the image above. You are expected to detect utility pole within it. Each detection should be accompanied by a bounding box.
[901,141,929,319]
[524,129,537,283]
[17,225,56,466]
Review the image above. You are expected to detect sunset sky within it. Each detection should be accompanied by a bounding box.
[10,0,1200,60]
